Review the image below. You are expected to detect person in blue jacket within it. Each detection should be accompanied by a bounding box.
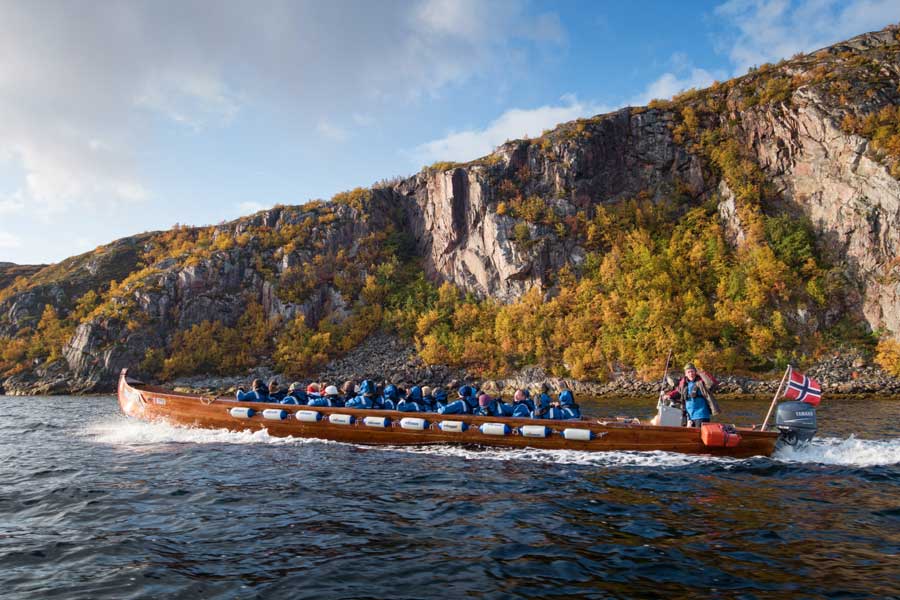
[307,385,341,407]
[463,385,481,412]
[280,382,308,405]
[432,387,448,412]
[559,389,581,419]
[531,392,551,419]
[381,384,401,410]
[678,363,713,427]
[236,379,269,402]
[521,389,536,412]
[534,383,555,417]
[545,398,564,420]
[491,395,514,417]
[438,386,471,415]
[345,379,377,409]
[268,380,286,402]
[397,386,425,412]
[510,389,532,417]
[339,380,356,407]
[473,394,507,417]
[420,386,436,412]
[305,383,322,404]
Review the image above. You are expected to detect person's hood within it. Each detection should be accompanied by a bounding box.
[408,386,423,401]
[559,390,574,406]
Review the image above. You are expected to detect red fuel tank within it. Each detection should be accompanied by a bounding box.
[701,423,742,447]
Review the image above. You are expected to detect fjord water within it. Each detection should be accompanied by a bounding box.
[1,396,898,599]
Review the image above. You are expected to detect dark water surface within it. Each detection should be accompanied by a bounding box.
[1,395,898,599]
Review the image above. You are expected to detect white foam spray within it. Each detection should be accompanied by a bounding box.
[86,417,900,468]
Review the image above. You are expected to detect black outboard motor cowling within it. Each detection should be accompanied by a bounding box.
[775,401,817,447]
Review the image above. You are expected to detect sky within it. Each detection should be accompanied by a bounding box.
[1,0,899,265]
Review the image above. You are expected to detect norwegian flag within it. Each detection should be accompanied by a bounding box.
[783,369,822,406]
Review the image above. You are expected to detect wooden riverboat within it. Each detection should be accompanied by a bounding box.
[117,369,781,458]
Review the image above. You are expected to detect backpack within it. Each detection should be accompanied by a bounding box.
[698,369,719,392]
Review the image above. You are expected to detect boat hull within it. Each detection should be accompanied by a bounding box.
[117,370,779,458]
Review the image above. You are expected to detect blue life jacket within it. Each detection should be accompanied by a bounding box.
[684,380,711,421]
[558,390,581,419]
[398,386,424,412]
[308,395,339,407]
[457,386,479,411]
[280,391,308,405]
[494,400,514,417]
[522,390,536,412]
[236,388,269,402]
[381,385,400,411]
[531,394,552,419]
[474,399,506,417]
[510,402,531,418]
[438,399,469,415]
[433,389,448,410]
[545,406,564,420]
[345,394,374,409]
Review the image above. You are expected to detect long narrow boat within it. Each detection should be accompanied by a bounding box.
[117,369,798,457]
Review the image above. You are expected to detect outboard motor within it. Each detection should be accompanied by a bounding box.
[775,401,817,447]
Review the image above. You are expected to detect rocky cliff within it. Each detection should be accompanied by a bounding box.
[2,25,900,394]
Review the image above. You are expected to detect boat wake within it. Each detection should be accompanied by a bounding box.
[86,417,900,468]
[774,435,900,467]
[84,416,325,447]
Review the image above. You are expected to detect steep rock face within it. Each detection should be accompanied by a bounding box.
[737,88,900,338]
[396,108,706,301]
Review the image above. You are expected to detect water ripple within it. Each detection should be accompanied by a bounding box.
[0,394,897,599]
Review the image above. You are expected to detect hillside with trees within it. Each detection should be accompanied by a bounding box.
[2,25,900,394]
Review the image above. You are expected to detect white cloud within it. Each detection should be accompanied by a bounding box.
[236,201,269,215]
[413,58,724,165]
[0,1,564,218]
[714,0,900,74]
[415,95,609,164]
[0,232,22,249]
[630,67,723,106]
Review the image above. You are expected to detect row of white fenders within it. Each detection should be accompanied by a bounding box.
[228,406,597,441]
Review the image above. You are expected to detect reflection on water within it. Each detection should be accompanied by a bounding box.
[0,394,897,599]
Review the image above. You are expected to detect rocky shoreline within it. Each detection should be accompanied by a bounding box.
[2,332,899,397]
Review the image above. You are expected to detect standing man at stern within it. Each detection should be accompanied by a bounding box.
[672,363,721,427]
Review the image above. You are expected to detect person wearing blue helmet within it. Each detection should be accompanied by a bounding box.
[559,388,581,419]
[437,386,471,415]
[431,387,448,412]
[381,384,401,410]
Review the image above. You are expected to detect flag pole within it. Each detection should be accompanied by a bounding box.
[761,365,791,431]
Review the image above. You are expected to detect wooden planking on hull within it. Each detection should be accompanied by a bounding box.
[117,369,779,458]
